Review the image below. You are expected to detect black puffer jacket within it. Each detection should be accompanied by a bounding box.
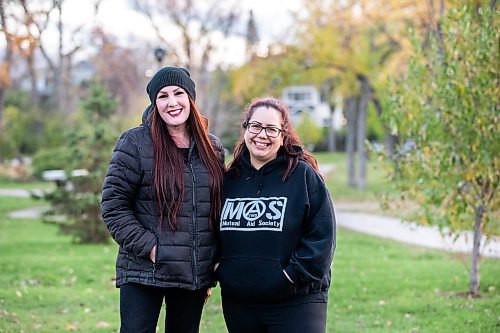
[101,106,224,290]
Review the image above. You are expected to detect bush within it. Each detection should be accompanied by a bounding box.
[295,113,325,150]
[31,147,74,179]
[39,81,118,243]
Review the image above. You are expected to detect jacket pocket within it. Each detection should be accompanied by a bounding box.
[217,256,294,301]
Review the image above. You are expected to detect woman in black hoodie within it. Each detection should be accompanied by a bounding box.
[216,97,336,333]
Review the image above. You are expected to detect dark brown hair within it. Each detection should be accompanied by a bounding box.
[151,96,223,230]
[228,96,319,180]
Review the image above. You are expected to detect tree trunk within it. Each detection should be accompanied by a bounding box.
[205,68,225,135]
[384,134,394,156]
[321,79,336,152]
[372,95,397,157]
[356,77,371,189]
[56,0,64,112]
[27,54,40,109]
[469,205,484,295]
[326,95,336,152]
[0,0,13,125]
[356,104,367,189]
[327,121,336,152]
[0,89,4,125]
[345,96,357,187]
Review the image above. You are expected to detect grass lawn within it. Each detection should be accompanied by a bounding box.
[314,151,392,202]
[0,180,53,190]
[0,196,499,333]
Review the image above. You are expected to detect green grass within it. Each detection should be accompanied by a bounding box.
[0,180,53,190]
[330,230,500,333]
[0,197,498,332]
[0,196,45,215]
[314,151,391,202]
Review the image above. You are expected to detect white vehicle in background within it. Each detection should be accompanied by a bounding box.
[281,85,333,128]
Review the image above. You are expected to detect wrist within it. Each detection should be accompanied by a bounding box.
[283,269,294,284]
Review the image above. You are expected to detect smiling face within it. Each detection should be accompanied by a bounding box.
[155,85,191,128]
[244,106,284,170]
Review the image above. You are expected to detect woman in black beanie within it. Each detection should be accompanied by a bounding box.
[101,66,225,333]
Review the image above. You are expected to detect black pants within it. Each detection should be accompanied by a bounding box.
[222,297,328,333]
[119,283,207,333]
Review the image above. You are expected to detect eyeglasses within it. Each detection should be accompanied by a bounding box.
[246,122,283,138]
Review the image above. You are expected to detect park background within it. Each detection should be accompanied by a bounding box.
[0,0,498,332]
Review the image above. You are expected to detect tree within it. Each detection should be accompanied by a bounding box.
[41,81,118,243]
[0,0,101,115]
[293,0,454,188]
[0,90,40,160]
[290,0,407,188]
[384,1,499,295]
[245,9,259,61]
[131,0,239,135]
[90,27,147,116]
[295,113,324,151]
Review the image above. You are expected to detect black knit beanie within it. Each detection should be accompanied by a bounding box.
[146,66,196,103]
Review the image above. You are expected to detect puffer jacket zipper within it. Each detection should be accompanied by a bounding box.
[188,144,199,289]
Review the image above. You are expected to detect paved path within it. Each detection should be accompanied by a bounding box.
[2,182,499,258]
[319,164,500,258]
[7,206,49,219]
[335,210,500,258]
[0,188,44,197]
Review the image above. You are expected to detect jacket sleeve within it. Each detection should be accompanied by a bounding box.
[208,133,225,266]
[209,133,225,166]
[101,130,156,258]
[284,168,336,284]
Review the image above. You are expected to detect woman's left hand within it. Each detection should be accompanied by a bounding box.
[204,287,212,304]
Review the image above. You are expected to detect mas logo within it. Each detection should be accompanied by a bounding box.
[220,197,288,232]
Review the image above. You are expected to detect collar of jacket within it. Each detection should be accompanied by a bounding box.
[142,104,153,127]
[241,147,286,178]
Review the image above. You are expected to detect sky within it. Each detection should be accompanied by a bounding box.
[58,0,305,67]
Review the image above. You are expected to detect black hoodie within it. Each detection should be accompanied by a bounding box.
[216,148,336,303]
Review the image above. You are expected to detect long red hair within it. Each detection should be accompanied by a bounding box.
[228,96,319,180]
[151,96,224,230]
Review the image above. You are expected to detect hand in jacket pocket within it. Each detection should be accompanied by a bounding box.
[150,245,157,263]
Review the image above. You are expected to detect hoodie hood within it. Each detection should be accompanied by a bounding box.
[141,104,153,126]
[238,145,304,176]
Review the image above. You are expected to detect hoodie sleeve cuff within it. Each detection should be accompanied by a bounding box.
[284,265,299,284]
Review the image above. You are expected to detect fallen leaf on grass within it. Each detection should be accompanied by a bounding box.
[9,312,20,324]
[66,324,78,331]
[96,321,110,328]
[405,313,416,321]
[62,276,78,286]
